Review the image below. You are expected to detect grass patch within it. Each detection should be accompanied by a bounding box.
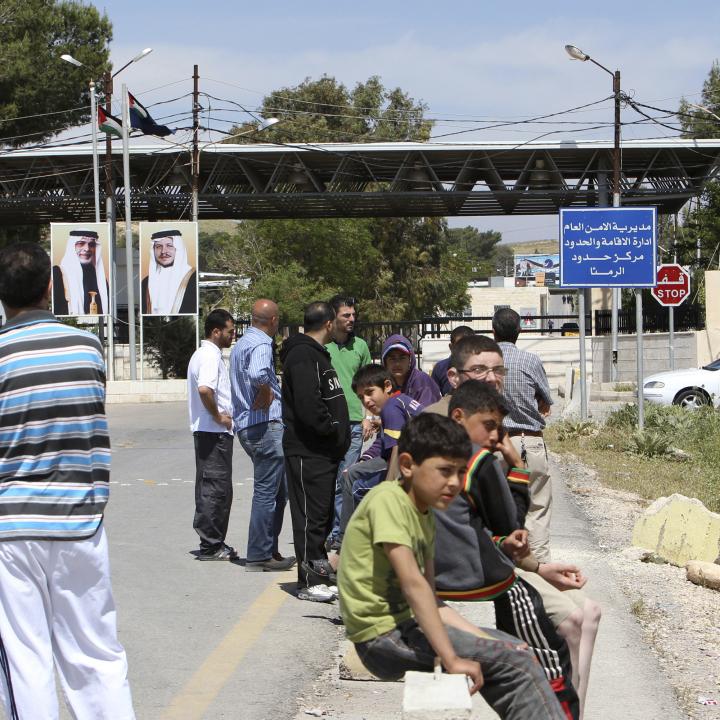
[612,382,635,392]
[548,404,720,512]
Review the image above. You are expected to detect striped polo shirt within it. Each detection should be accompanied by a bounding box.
[0,310,110,541]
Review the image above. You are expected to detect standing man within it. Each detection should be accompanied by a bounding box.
[280,302,350,602]
[430,325,475,395]
[0,243,134,719]
[492,308,554,561]
[325,295,372,552]
[231,299,295,571]
[187,309,236,561]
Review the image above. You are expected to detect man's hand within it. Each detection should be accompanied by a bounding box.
[538,398,552,417]
[444,656,484,694]
[251,384,273,411]
[217,413,233,431]
[501,529,530,562]
[495,431,524,468]
[537,562,587,591]
[361,417,377,441]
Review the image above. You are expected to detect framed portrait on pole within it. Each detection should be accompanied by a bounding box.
[139,222,199,316]
[50,223,111,317]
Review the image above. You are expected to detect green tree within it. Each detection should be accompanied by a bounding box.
[226,75,432,144]
[143,316,196,379]
[0,0,112,146]
[204,75,469,322]
[675,61,720,283]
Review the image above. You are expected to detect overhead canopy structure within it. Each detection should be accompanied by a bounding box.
[1,138,719,223]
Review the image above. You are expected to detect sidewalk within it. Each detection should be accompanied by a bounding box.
[293,456,684,719]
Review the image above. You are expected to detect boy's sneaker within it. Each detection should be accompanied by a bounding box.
[297,584,335,603]
[327,585,339,598]
[245,556,297,572]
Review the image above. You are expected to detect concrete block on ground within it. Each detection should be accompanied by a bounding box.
[686,560,720,590]
[106,379,187,403]
[632,494,720,566]
[338,641,385,681]
[402,671,472,720]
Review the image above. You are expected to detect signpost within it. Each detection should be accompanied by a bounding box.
[560,207,657,427]
[652,263,691,371]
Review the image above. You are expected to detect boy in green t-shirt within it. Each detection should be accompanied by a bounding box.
[338,413,565,719]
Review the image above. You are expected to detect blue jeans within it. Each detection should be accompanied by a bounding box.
[329,422,363,542]
[237,420,288,562]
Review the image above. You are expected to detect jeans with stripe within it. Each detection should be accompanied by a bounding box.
[355,619,565,720]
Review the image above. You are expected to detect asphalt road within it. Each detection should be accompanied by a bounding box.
[57,402,340,720]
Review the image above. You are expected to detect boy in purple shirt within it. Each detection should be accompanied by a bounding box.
[336,365,423,539]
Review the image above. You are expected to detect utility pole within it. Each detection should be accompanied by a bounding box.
[611,69,621,382]
[192,65,200,349]
[121,84,137,381]
[103,70,117,381]
[192,64,200,223]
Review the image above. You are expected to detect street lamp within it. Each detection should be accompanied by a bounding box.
[61,48,154,383]
[565,43,624,414]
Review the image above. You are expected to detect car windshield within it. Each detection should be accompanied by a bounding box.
[702,359,720,371]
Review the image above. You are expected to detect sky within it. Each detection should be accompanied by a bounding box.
[96,0,720,242]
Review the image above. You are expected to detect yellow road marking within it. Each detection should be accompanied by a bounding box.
[160,573,293,719]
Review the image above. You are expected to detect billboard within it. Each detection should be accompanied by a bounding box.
[514,254,559,287]
[139,222,199,315]
[50,223,111,316]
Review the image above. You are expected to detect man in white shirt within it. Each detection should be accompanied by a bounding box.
[187,309,236,560]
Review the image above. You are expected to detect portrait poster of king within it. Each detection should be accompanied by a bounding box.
[140,222,198,316]
[51,223,111,317]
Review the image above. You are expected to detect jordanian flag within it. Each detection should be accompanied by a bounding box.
[98,106,123,138]
[128,91,173,137]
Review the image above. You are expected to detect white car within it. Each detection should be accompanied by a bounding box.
[643,359,720,409]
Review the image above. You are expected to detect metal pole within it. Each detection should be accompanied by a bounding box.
[121,84,137,381]
[669,233,676,370]
[192,64,200,350]
[611,69,621,382]
[104,72,116,381]
[90,81,100,223]
[636,289,644,429]
[578,289,588,419]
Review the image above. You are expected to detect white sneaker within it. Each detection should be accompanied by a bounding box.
[297,584,335,603]
[327,585,338,598]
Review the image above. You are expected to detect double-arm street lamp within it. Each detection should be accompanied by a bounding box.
[61,48,153,382]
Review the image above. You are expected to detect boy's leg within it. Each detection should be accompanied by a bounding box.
[493,579,579,719]
[329,422,363,545]
[356,620,565,720]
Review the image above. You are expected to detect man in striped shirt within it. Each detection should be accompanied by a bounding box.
[231,299,295,571]
[0,243,134,719]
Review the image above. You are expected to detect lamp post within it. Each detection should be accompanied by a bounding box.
[61,49,153,382]
[565,44,622,387]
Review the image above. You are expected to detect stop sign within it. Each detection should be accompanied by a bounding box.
[651,264,691,306]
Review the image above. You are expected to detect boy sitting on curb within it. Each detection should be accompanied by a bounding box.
[435,380,580,719]
[338,413,566,720]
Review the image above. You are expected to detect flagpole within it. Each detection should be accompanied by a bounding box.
[121,83,137,382]
[90,81,101,223]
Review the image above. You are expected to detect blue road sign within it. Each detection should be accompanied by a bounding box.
[559,207,657,288]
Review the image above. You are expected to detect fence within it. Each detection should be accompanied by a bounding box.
[594,304,704,335]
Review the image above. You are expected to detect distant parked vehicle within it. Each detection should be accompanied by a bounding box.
[642,359,720,409]
[560,322,580,337]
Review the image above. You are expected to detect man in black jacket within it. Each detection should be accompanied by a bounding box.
[280,301,350,602]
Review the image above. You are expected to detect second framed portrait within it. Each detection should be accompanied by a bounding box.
[139,222,198,315]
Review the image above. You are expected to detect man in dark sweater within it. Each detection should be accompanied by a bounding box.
[280,301,350,602]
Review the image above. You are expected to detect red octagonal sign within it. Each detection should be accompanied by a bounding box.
[651,264,691,306]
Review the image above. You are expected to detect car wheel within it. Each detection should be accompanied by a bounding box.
[673,388,710,409]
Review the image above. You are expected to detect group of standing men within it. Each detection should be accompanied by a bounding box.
[186,295,376,601]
